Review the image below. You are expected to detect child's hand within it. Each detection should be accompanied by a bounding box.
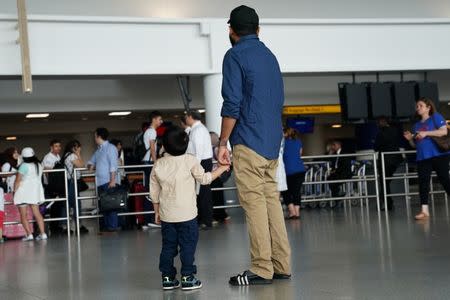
[155,213,161,225]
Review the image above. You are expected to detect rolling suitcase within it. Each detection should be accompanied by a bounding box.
[130,180,146,226]
[3,193,34,239]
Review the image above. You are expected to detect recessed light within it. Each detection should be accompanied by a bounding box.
[108,111,131,116]
[331,124,342,128]
[26,113,49,119]
[6,136,17,141]
[198,109,206,113]
[81,117,88,121]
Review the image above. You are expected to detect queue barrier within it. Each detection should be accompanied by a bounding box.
[301,152,381,211]
[1,168,71,238]
[380,150,450,215]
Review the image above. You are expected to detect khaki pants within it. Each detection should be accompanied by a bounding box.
[233,144,291,279]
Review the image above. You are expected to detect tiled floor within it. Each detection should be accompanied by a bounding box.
[1,199,450,300]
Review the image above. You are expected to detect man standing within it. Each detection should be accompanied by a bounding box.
[328,140,352,206]
[218,5,291,286]
[42,139,64,232]
[374,116,402,211]
[88,128,120,232]
[185,111,214,229]
[143,111,163,227]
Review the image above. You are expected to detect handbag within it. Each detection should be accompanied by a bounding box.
[77,178,89,192]
[430,115,450,152]
[98,187,128,212]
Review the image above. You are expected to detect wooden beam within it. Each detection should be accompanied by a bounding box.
[16,0,32,94]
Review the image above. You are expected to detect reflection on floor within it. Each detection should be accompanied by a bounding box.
[1,199,450,300]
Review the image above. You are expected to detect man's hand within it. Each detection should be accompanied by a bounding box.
[108,181,116,189]
[218,145,231,165]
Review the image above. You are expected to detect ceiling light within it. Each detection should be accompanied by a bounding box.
[26,113,49,119]
[6,136,17,141]
[331,124,342,128]
[108,111,131,116]
[198,109,206,113]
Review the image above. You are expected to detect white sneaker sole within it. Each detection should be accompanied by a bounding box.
[181,283,202,291]
[163,284,180,290]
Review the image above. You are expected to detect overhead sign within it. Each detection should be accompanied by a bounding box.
[283,105,341,115]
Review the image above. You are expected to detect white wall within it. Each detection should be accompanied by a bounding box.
[2,0,450,18]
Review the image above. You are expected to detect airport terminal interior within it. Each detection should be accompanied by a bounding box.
[2,0,450,299]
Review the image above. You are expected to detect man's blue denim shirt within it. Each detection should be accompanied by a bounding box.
[221,34,284,160]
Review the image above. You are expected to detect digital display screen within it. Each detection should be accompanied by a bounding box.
[286,117,314,134]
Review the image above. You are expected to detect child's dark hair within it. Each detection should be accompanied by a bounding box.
[162,126,189,156]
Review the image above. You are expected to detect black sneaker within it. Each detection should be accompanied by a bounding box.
[272,273,291,280]
[229,270,272,286]
[162,276,180,290]
[181,275,202,290]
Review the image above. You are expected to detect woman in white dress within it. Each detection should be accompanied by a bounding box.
[13,148,47,241]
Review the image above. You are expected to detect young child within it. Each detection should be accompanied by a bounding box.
[13,147,47,241]
[150,126,229,291]
[0,186,4,243]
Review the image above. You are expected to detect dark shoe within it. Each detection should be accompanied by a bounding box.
[229,270,272,286]
[273,273,291,280]
[162,276,180,290]
[181,275,202,290]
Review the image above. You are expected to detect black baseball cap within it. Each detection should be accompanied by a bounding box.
[227,5,259,30]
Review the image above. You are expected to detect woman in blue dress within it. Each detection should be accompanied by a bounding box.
[282,128,306,219]
[404,97,450,220]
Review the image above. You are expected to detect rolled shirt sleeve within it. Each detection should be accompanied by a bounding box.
[221,51,243,120]
[108,146,118,173]
[87,153,96,167]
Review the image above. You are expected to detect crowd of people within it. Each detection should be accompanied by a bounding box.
[1,5,450,293]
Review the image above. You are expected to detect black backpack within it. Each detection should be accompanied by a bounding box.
[47,160,66,197]
[133,132,148,164]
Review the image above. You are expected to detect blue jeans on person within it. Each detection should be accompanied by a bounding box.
[98,183,119,230]
[159,218,199,277]
[142,161,155,224]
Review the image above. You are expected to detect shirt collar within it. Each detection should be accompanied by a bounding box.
[236,34,259,45]
[191,121,202,129]
[99,140,109,149]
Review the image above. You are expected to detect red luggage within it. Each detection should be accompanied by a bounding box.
[3,193,34,239]
[130,181,146,225]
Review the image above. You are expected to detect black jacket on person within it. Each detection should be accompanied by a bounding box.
[374,126,403,163]
[374,126,401,153]
[330,149,353,179]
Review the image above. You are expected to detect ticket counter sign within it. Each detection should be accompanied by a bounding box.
[283,105,341,115]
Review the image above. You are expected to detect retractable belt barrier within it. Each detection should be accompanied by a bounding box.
[1,169,70,238]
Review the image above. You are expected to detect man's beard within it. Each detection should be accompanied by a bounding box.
[229,34,236,46]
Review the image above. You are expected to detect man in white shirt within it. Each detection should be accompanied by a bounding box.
[185,111,214,229]
[42,139,64,232]
[43,139,62,174]
[43,139,62,190]
[143,111,163,227]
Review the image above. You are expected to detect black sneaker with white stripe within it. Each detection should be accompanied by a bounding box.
[229,270,273,286]
[162,276,180,290]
